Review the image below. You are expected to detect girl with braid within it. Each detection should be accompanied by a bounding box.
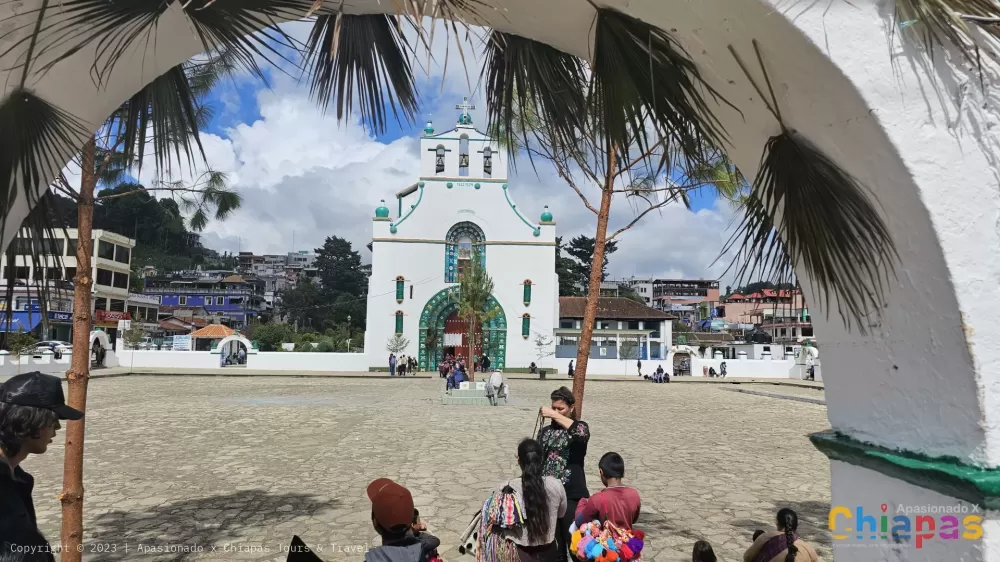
[743,508,820,562]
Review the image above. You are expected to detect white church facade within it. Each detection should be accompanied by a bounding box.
[364,101,558,371]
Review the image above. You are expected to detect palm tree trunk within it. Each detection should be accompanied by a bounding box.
[572,148,617,416]
[61,137,96,562]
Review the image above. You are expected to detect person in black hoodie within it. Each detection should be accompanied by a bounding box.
[0,372,84,562]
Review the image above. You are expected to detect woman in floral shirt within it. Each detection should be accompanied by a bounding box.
[537,386,590,562]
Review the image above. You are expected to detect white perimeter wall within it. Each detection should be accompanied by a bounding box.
[829,461,997,561]
[690,357,802,379]
[117,350,369,372]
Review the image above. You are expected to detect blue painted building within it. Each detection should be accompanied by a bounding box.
[143,273,264,329]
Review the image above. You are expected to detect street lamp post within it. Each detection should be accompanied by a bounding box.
[346,315,352,352]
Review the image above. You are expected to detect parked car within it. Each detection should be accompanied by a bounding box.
[33,340,71,358]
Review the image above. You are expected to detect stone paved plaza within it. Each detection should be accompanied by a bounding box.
[26,376,833,561]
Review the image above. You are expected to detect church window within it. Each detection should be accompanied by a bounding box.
[483,146,493,178]
[522,314,531,339]
[523,280,532,306]
[395,276,405,303]
[459,135,470,177]
[395,311,404,334]
[435,145,446,174]
[444,222,486,283]
[457,235,473,280]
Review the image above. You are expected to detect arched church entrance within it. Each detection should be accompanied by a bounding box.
[418,287,506,372]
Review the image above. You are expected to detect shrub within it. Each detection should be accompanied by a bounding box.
[294,342,314,352]
[252,323,293,352]
[316,341,336,353]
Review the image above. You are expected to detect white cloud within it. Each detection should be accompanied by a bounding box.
[121,23,740,285]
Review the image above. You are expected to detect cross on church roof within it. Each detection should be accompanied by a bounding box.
[456,97,475,116]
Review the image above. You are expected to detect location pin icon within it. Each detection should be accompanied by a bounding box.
[881,504,888,513]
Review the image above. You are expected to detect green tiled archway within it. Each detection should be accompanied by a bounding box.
[418,286,506,371]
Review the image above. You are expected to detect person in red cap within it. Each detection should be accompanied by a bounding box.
[0,371,84,561]
[366,478,440,562]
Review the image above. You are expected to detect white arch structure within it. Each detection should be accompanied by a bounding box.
[3,1,998,558]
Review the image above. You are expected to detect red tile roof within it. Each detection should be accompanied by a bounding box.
[189,324,236,338]
[559,297,674,320]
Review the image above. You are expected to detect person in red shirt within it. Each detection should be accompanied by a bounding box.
[574,452,641,530]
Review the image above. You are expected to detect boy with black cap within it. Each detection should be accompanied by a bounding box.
[366,478,440,562]
[0,371,84,561]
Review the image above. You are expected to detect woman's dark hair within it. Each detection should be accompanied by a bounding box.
[776,507,799,562]
[598,452,625,479]
[550,387,575,418]
[692,540,716,562]
[0,403,58,457]
[518,438,550,544]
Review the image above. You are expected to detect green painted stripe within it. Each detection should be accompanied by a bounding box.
[391,185,424,229]
[371,238,555,246]
[420,177,508,183]
[503,186,540,235]
[809,430,1000,508]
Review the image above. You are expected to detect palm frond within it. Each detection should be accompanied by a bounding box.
[684,151,747,203]
[29,0,305,85]
[0,89,87,247]
[589,8,730,163]
[112,65,204,175]
[303,13,418,134]
[894,0,1000,68]
[722,131,897,334]
[480,31,586,161]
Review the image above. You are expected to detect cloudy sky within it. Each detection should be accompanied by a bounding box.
[135,23,740,283]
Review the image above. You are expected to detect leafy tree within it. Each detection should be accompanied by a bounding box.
[534,332,555,365]
[316,341,336,353]
[618,337,640,375]
[555,237,585,297]
[314,236,368,327]
[618,285,646,304]
[5,332,37,375]
[386,334,410,355]
[279,279,326,332]
[122,327,145,349]
[452,251,498,381]
[564,236,618,291]
[251,323,294,352]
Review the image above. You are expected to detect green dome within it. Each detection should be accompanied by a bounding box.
[540,205,553,223]
[423,121,434,135]
[375,200,390,218]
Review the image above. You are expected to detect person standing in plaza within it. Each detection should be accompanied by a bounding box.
[389,354,396,376]
[398,355,407,377]
[567,361,574,379]
[0,372,84,561]
[492,438,566,562]
[537,387,590,562]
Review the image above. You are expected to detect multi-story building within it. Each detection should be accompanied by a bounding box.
[126,293,160,335]
[721,288,811,341]
[143,272,264,329]
[554,297,674,362]
[0,228,135,342]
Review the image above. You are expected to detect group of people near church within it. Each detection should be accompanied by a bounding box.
[389,354,417,376]
[643,365,670,383]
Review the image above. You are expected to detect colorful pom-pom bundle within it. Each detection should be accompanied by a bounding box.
[569,521,644,562]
